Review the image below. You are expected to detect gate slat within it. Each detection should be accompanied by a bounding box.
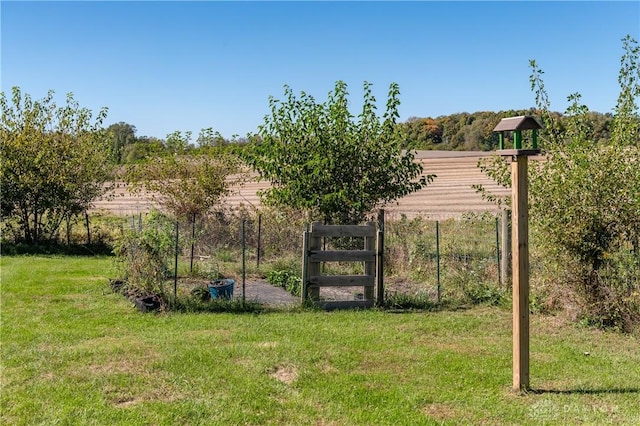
[310,223,376,237]
[316,300,374,310]
[309,250,375,262]
[309,275,374,287]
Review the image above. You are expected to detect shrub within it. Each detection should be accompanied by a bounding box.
[267,269,302,297]
[112,210,177,304]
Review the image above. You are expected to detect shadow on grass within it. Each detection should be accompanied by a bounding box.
[530,387,640,395]
[1,242,114,256]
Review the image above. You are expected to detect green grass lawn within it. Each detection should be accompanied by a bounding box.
[2,256,639,425]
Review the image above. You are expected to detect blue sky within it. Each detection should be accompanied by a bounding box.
[2,1,639,139]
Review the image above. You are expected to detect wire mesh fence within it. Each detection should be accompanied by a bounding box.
[110,207,506,306]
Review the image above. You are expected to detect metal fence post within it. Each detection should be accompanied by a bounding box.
[436,220,441,303]
[496,216,501,287]
[190,212,196,273]
[174,221,179,301]
[257,213,262,269]
[242,219,246,305]
[501,209,512,287]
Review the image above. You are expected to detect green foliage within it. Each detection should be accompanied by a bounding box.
[165,130,192,154]
[267,269,302,297]
[528,37,640,284]
[125,149,246,219]
[611,34,640,147]
[190,284,211,301]
[243,81,433,224]
[196,127,228,150]
[121,135,165,163]
[0,87,114,243]
[473,155,511,208]
[478,36,640,332]
[106,121,136,163]
[382,290,436,310]
[444,260,504,306]
[530,144,639,272]
[400,116,444,149]
[173,295,263,313]
[400,109,613,151]
[112,210,176,301]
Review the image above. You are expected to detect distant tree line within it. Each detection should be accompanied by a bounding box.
[105,108,616,163]
[398,109,614,151]
[106,122,251,164]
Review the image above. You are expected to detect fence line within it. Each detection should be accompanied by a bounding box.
[62,209,506,304]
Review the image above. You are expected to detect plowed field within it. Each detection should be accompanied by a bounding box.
[93,151,515,219]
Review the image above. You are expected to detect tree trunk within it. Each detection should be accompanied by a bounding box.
[85,211,91,245]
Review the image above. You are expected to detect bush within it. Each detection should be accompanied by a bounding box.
[267,269,302,297]
[383,290,436,310]
[112,210,177,305]
[443,259,504,306]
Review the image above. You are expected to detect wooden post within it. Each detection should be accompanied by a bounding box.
[511,156,530,391]
[308,222,322,301]
[364,222,375,303]
[376,210,385,306]
[501,209,512,287]
[493,115,541,392]
[301,226,310,302]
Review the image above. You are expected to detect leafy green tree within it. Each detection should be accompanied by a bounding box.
[122,135,165,163]
[401,109,612,152]
[196,127,227,149]
[400,117,443,149]
[476,36,640,331]
[611,35,640,147]
[243,81,434,224]
[0,87,113,243]
[106,121,137,163]
[165,130,192,154]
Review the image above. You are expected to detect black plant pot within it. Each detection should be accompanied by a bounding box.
[109,278,127,293]
[134,295,161,312]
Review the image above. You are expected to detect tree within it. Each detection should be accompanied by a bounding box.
[0,87,114,243]
[106,121,137,163]
[196,127,227,149]
[476,36,640,331]
[611,35,640,147]
[125,144,245,220]
[122,135,165,163]
[400,117,443,149]
[165,130,192,154]
[243,81,434,224]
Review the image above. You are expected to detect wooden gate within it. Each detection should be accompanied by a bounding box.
[301,217,384,309]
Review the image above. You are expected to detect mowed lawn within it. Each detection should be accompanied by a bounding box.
[1,256,639,425]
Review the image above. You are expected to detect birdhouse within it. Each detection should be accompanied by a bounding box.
[493,116,543,153]
[491,115,542,391]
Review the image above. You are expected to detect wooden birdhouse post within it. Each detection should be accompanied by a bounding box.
[494,116,542,391]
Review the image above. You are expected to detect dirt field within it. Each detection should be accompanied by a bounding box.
[92,151,512,219]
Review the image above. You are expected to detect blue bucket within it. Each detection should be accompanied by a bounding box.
[208,279,235,300]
